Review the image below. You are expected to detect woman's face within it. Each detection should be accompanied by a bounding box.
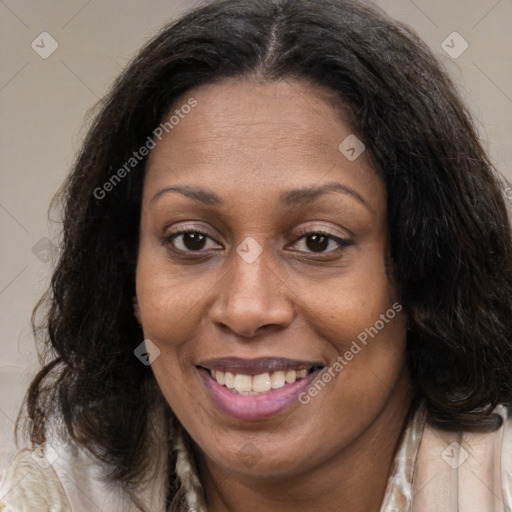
[135,79,411,479]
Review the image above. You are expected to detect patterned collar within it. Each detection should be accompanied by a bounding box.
[6,402,508,511]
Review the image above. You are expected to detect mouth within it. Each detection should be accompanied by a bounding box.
[200,365,323,395]
[196,357,325,420]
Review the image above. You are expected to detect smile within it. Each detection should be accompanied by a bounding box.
[197,357,324,420]
[208,368,318,395]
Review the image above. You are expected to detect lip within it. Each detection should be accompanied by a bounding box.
[197,357,324,375]
[197,365,323,421]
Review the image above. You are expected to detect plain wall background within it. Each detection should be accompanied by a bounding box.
[1,0,511,468]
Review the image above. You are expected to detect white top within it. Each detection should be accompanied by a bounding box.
[1,404,511,511]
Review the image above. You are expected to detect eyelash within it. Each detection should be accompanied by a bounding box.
[163,227,352,257]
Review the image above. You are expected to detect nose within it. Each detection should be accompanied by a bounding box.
[208,245,294,338]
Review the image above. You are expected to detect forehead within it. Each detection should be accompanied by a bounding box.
[143,79,385,213]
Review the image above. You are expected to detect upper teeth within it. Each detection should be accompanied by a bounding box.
[211,369,309,395]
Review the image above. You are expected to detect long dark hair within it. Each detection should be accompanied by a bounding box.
[17,0,512,508]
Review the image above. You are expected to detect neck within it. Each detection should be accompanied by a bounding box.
[195,372,414,512]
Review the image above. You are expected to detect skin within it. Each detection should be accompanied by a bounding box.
[134,78,413,512]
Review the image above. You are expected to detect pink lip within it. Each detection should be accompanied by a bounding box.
[198,367,322,421]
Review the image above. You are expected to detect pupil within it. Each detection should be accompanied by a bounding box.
[306,234,328,252]
[181,233,329,252]
[184,232,206,250]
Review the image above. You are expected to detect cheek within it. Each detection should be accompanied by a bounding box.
[306,294,407,406]
[297,286,407,458]
[135,251,217,343]
[292,241,399,348]
[134,247,219,415]
[293,243,407,406]
[319,326,407,454]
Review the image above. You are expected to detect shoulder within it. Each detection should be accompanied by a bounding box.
[1,430,170,512]
[0,439,144,512]
[0,439,138,512]
[0,445,69,511]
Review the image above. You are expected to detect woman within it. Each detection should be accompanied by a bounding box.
[1,0,511,510]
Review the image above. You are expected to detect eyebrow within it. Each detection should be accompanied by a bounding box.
[150,181,372,213]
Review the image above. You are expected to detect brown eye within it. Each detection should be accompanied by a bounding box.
[305,233,330,252]
[166,230,221,252]
[181,232,207,251]
[291,231,352,254]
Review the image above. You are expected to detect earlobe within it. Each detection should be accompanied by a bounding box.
[133,296,142,325]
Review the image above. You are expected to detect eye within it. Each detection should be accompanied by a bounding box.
[164,229,222,252]
[290,230,352,254]
[163,228,352,256]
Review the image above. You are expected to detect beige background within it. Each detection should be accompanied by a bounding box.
[1,0,511,468]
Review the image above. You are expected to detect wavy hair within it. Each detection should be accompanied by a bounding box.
[17,0,512,509]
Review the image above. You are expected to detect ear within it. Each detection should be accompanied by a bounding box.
[133,296,142,325]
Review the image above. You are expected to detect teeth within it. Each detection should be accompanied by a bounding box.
[252,373,271,393]
[270,371,285,389]
[224,372,235,389]
[296,369,308,379]
[285,370,296,383]
[234,374,252,392]
[209,368,312,395]
[216,370,225,385]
